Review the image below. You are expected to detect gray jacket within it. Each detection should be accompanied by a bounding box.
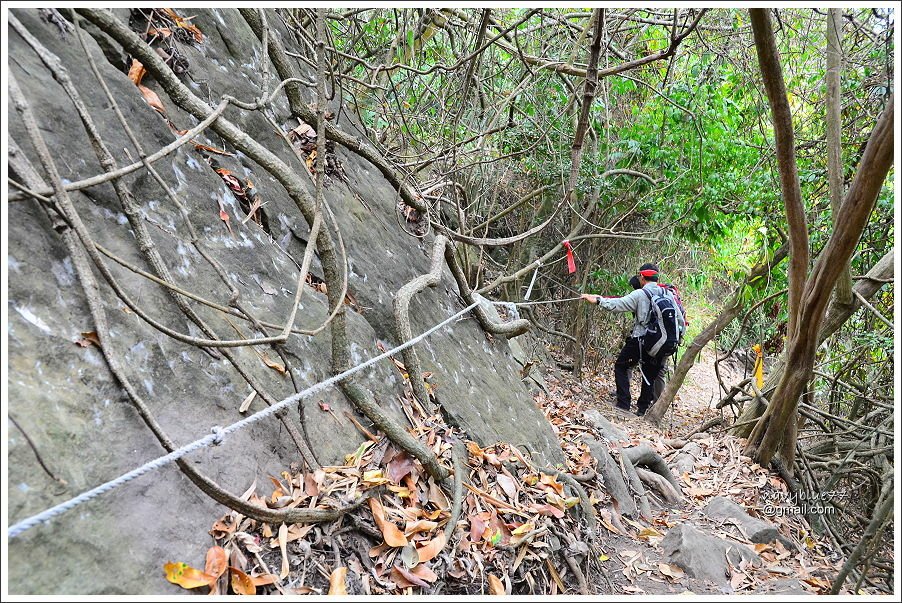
[596,283,686,338]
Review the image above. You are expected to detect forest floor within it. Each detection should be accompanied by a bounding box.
[537,345,846,595]
[167,345,852,596]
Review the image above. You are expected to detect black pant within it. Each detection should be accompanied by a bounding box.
[614,337,664,413]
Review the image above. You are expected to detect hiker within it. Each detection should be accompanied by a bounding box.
[627,275,668,402]
[580,263,685,416]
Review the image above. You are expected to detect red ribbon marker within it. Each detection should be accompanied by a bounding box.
[563,240,576,274]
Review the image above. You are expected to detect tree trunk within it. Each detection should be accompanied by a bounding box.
[743,96,894,464]
[826,9,854,311]
[645,244,788,424]
[742,10,894,466]
[732,249,893,437]
[748,10,810,345]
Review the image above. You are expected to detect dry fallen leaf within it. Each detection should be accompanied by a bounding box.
[328,567,347,595]
[75,331,101,348]
[391,565,429,588]
[539,473,565,495]
[404,519,438,536]
[511,522,534,536]
[363,469,391,487]
[250,573,279,587]
[163,562,215,590]
[193,142,233,156]
[278,524,289,579]
[368,497,408,548]
[290,122,316,139]
[204,546,228,580]
[658,562,686,581]
[530,503,564,519]
[687,486,714,498]
[138,85,166,114]
[260,352,287,375]
[487,573,506,595]
[229,566,256,595]
[637,526,663,540]
[496,473,517,499]
[127,59,146,86]
[387,452,416,484]
[415,531,446,563]
[161,8,205,43]
[400,543,419,569]
[409,564,438,583]
[238,391,256,413]
[218,207,234,235]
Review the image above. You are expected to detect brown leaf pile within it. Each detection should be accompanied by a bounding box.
[165,346,849,595]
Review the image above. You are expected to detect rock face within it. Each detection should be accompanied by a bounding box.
[7,8,562,594]
[704,496,793,549]
[661,523,759,586]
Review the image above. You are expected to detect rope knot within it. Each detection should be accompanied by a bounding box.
[211,426,225,445]
[502,301,520,321]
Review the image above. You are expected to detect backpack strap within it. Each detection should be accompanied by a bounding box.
[640,288,655,326]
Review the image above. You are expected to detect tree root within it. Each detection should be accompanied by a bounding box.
[76,7,452,485]
[8,82,368,526]
[393,235,449,408]
[621,443,682,494]
[536,465,597,533]
[682,417,725,440]
[14,12,321,470]
[582,436,638,518]
[619,453,652,519]
[635,467,682,505]
[442,439,466,546]
[393,234,531,409]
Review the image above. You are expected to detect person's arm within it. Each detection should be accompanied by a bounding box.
[583,289,641,314]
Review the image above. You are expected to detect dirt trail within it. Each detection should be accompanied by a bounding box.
[539,347,846,595]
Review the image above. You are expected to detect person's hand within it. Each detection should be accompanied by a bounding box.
[580,293,599,304]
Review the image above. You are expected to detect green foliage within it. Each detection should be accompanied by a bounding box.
[324,8,893,364]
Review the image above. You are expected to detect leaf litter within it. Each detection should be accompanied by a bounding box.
[163,347,848,595]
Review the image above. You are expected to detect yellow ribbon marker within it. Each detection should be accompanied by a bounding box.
[752,344,764,389]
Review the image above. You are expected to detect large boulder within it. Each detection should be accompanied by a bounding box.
[661,523,760,586]
[7,8,562,594]
[704,496,794,549]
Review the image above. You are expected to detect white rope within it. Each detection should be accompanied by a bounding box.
[473,291,583,309]
[8,300,481,539]
[501,302,520,321]
[8,291,586,539]
[507,296,583,307]
[524,263,541,300]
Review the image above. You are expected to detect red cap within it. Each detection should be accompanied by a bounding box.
[639,269,658,277]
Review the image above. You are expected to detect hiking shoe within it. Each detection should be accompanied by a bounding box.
[636,407,648,417]
[613,404,632,417]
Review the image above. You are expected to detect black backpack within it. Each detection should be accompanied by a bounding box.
[641,288,680,358]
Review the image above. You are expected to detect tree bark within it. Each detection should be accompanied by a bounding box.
[732,250,893,438]
[826,9,854,311]
[743,98,894,464]
[645,244,788,424]
[748,9,810,345]
[743,10,894,466]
